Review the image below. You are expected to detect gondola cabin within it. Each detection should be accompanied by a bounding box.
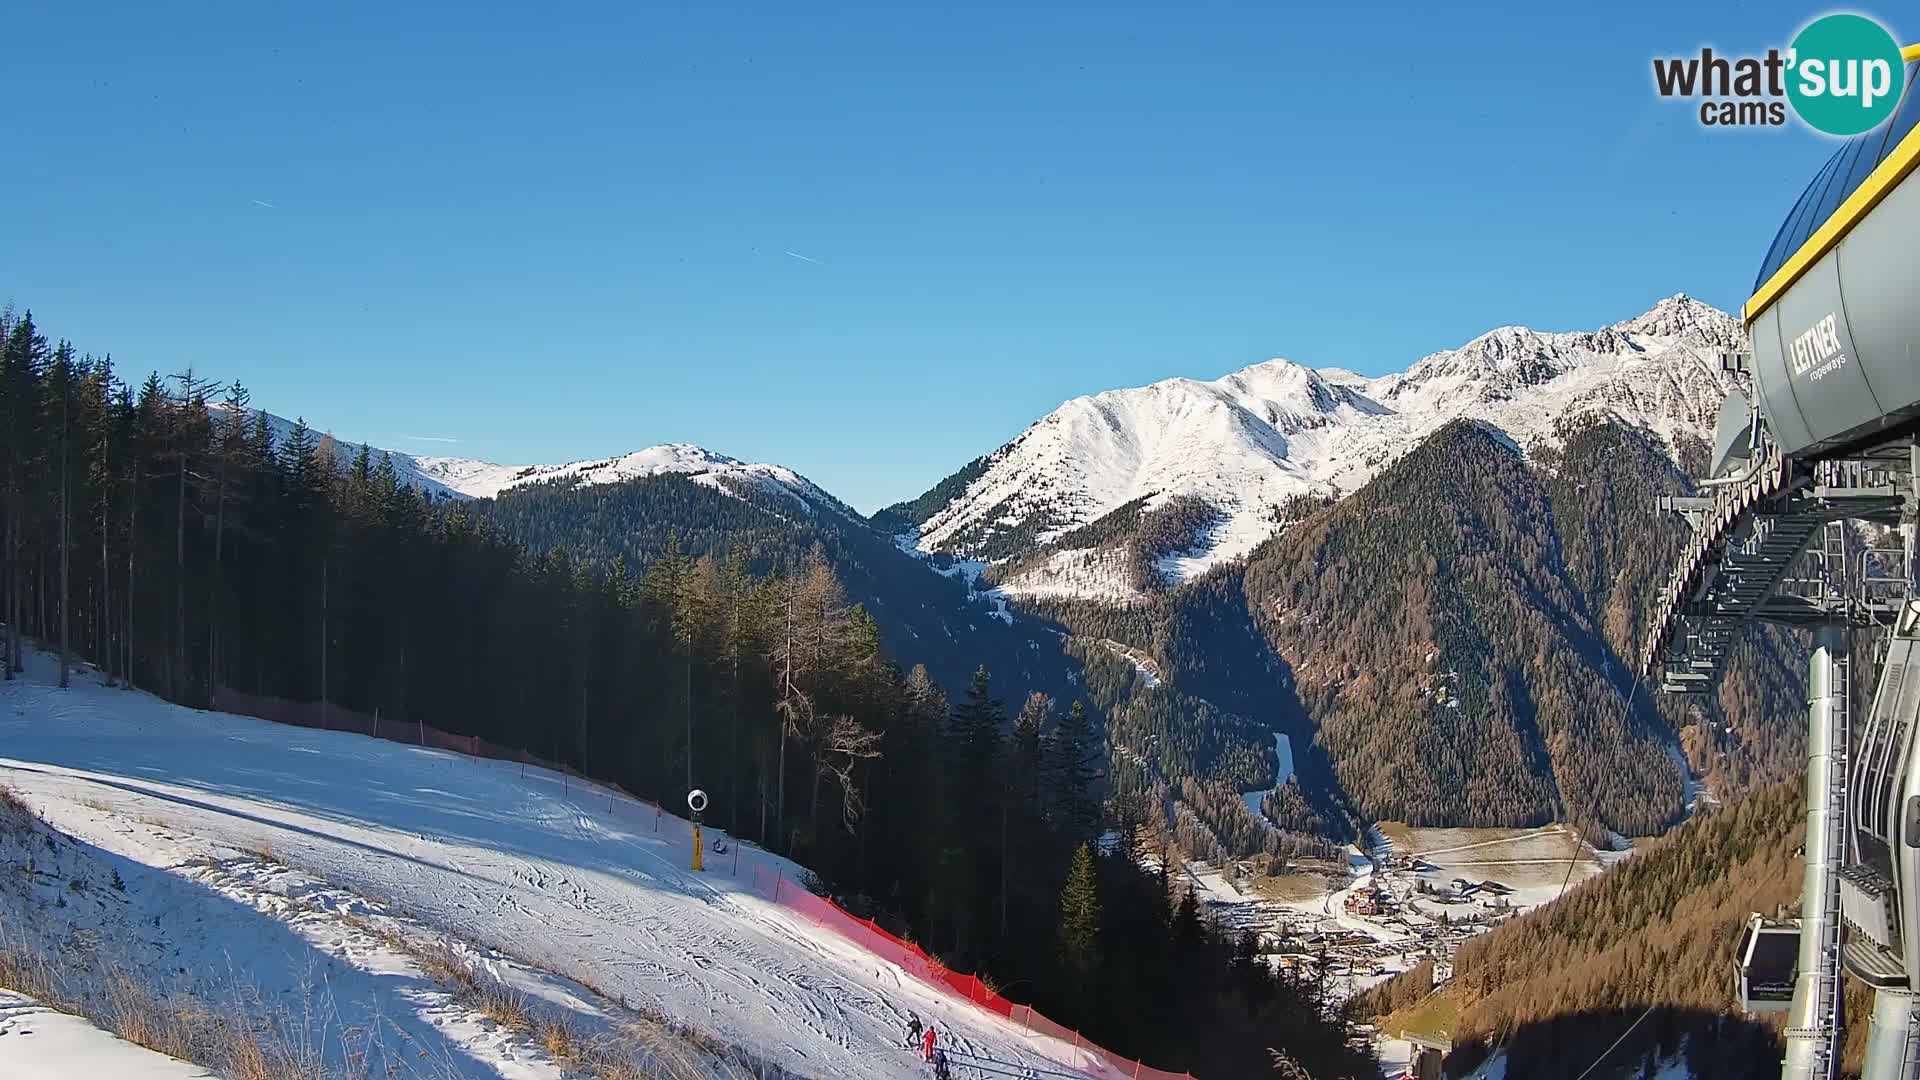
[1738,913,1799,1014]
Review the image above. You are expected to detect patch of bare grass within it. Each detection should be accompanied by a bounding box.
[0,785,36,835]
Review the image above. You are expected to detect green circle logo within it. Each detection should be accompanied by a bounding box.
[1787,14,1906,135]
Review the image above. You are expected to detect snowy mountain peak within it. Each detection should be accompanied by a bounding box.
[909,296,1741,600]
[1212,358,1357,419]
[234,411,848,520]
[407,442,851,517]
[1611,293,1743,348]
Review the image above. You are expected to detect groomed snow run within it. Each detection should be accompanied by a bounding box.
[0,649,1108,1079]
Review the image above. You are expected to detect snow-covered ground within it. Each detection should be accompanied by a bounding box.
[1382,824,1614,911]
[992,549,1146,604]
[1669,743,1718,814]
[1373,1036,1415,1079]
[892,533,1016,625]
[0,650,1104,1080]
[0,990,211,1079]
[1090,639,1162,689]
[0,777,599,1080]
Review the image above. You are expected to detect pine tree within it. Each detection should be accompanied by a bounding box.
[643,532,692,790]
[205,381,252,698]
[1002,691,1050,938]
[81,355,119,682]
[2,312,50,676]
[1047,700,1102,845]
[47,342,76,688]
[1057,842,1102,1000]
[1172,885,1203,949]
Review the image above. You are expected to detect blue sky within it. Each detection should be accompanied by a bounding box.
[0,1,1889,511]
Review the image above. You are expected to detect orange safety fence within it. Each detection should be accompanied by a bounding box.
[210,685,627,793]
[750,866,1194,1079]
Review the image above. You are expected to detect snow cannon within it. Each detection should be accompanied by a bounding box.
[688,789,708,872]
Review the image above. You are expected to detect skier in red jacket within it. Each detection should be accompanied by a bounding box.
[922,1024,938,1062]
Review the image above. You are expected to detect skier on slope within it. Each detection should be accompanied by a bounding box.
[932,1047,952,1080]
[922,1023,938,1062]
[904,1013,923,1049]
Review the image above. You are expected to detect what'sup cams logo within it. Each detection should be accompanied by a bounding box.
[1653,13,1907,134]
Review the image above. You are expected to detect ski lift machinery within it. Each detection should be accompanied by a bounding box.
[1642,45,1920,1080]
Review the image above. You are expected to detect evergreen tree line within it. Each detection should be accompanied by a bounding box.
[1537,420,1809,802]
[1243,420,1690,834]
[1008,558,1356,864]
[0,308,1371,1077]
[464,466,1091,744]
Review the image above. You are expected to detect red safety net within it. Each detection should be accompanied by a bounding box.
[752,867,1194,1079]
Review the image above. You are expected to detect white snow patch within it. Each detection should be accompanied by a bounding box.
[995,547,1148,603]
[1091,639,1161,688]
[1669,741,1717,813]
[0,991,212,1079]
[1651,1049,1692,1079]
[894,532,1018,625]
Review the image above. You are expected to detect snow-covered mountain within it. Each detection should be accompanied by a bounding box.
[903,295,1741,599]
[240,408,852,519]
[409,444,858,517]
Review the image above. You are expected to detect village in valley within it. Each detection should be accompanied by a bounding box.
[1169,821,1629,1071]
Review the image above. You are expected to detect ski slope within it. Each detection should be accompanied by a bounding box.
[0,651,1105,1080]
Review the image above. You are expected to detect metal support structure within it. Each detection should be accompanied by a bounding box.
[1644,413,1920,1080]
[1861,987,1920,1080]
[1899,444,1920,1080]
[1787,623,1851,1080]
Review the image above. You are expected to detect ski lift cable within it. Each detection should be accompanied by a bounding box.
[1570,1002,1657,1080]
[1556,676,1641,902]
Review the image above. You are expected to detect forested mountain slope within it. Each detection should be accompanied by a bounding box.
[1243,419,1681,833]
[1018,407,1811,849]
[1535,419,1810,798]
[1355,782,1879,1079]
[464,471,1084,709]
